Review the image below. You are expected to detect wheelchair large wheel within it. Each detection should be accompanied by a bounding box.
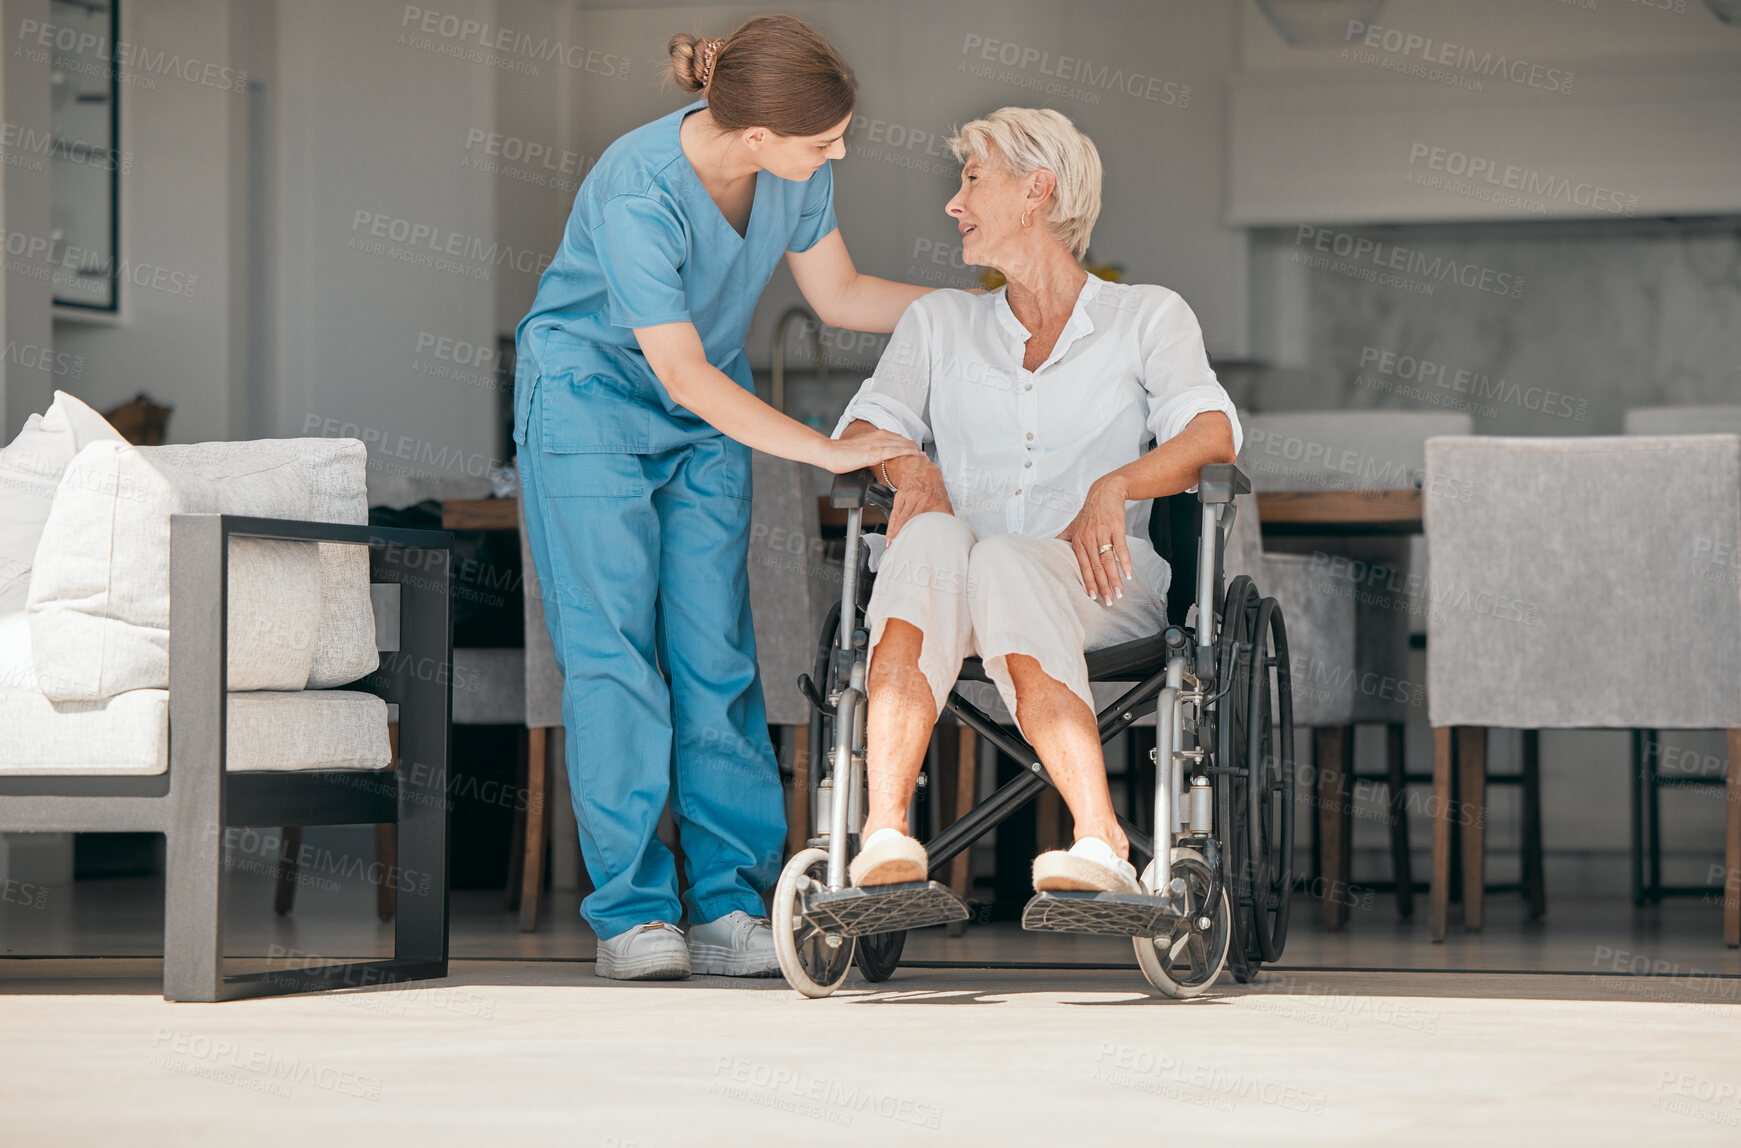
[1245,596,1295,964]
[1214,575,1263,983]
[1134,849,1232,998]
[773,847,856,998]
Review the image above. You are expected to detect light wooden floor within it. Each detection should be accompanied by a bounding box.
[5,868,1741,1142]
[4,955,1740,1146]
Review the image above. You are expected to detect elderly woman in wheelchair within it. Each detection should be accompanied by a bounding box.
[776,107,1292,998]
[839,107,1239,895]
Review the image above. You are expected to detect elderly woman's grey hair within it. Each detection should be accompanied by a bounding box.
[947,107,1104,260]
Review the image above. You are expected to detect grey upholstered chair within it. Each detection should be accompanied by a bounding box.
[748,452,828,854]
[1238,411,1471,925]
[1425,434,1741,945]
[1623,406,1741,907]
[506,493,568,931]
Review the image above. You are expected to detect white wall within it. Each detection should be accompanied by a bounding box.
[51,0,254,445]
[1231,0,1741,224]
[1,0,54,438]
[497,0,1248,365]
[270,0,499,479]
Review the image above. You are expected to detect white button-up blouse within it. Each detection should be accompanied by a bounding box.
[831,274,1243,604]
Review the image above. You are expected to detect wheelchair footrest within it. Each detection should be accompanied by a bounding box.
[1020,890,1181,938]
[805,881,970,937]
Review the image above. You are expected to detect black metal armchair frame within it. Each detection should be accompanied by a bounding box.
[0,515,453,1001]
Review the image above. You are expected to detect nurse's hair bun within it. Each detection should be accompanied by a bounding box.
[665,16,855,136]
[667,33,721,93]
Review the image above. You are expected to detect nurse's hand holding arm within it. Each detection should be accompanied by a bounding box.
[636,320,922,473]
[836,420,952,540]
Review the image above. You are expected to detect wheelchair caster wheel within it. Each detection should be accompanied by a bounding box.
[1133,849,1230,999]
[774,848,856,998]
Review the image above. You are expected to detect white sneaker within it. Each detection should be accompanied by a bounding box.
[686,910,780,977]
[595,921,691,980]
[1032,836,1141,894]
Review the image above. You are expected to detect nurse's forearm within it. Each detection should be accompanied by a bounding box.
[787,231,942,334]
[824,274,937,334]
[1101,412,1238,502]
[669,361,835,466]
[636,320,832,465]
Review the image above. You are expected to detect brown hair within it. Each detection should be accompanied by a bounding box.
[668,14,856,137]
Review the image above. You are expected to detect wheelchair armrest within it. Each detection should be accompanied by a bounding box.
[830,469,895,513]
[1197,463,1251,505]
[830,469,870,509]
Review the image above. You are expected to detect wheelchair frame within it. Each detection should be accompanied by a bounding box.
[779,463,1294,998]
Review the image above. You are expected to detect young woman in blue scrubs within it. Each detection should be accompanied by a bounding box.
[514,15,934,979]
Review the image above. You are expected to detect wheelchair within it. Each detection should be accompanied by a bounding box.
[777,463,1296,998]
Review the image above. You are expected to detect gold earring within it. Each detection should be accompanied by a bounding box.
[1021,211,1032,228]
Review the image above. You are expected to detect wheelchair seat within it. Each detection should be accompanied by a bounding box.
[955,632,1176,687]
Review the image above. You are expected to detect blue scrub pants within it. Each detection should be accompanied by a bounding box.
[517,381,786,941]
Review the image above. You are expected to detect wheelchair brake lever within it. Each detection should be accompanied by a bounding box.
[797,672,836,717]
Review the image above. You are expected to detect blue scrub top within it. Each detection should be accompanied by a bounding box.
[514,98,839,453]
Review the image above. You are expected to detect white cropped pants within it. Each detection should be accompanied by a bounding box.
[863,513,1169,733]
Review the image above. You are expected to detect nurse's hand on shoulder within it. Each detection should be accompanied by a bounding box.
[817,429,923,474]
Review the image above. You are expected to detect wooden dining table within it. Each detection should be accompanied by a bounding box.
[811,488,1424,538]
[450,488,1425,536]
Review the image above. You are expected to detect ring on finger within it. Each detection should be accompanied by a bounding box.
[1097,542,1115,554]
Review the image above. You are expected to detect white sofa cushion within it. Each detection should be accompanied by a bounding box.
[0,611,34,694]
[0,687,392,775]
[0,391,125,614]
[147,439,378,688]
[27,440,322,701]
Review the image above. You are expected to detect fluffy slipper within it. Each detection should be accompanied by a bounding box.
[849,827,929,887]
[1032,836,1141,894]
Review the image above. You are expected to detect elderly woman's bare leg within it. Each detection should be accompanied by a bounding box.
[1004,652,1129,859]
[861,618,936,838]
